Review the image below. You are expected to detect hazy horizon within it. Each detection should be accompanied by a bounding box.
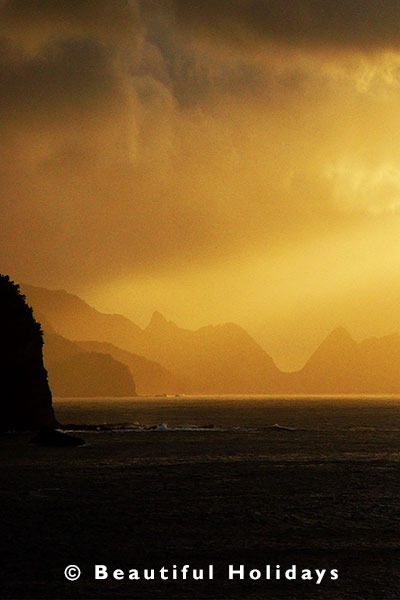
[2,1,400,370]
[20,279,400,373]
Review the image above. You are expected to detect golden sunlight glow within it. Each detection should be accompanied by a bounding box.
[3,2,400,373]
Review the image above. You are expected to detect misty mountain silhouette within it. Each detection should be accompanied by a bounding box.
[43,333,137,397]
[294,327,362,392]
[77,340,183,395]
[359,333,400,386]
[140,316,281,393]
[21,283,400,394]
[22,283,280,394]
[146,310,179,333]
[21,284,142,350]
[49,352,136,398]
[285,327,400,393]
[0,276,57,430]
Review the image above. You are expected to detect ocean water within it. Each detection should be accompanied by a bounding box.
[53,394,400,429]
[53,395,400,463]
[4,396,400,599]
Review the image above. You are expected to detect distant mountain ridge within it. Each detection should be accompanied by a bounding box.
[49,351,137,398]
[21,285,142,351]
[280,327,400,393]
[22,283,280,394]
[21,283,400,394]
[43,333,137,397]
[137,312,281,393]
[295,327,362,392]
[77,340,183,395]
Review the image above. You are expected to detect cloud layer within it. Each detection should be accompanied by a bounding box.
[2,1,400,367]
[170,0,400,51]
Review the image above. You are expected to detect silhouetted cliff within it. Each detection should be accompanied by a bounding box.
[0,275,57,430]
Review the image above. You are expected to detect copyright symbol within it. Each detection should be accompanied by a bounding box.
[64,565,81,581]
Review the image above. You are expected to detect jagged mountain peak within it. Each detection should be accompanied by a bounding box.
[321,326,357,346]
[146,311,178,331]
[300,325,358,377]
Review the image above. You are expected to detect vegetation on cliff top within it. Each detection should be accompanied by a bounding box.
[0,275,57,430]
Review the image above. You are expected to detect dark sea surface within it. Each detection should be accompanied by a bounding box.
[2,396,400,599]
[54,394,400,430]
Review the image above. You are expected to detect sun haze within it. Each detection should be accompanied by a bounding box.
[2,1,400,370]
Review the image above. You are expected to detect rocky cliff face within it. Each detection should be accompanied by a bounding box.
[0,275,57,430]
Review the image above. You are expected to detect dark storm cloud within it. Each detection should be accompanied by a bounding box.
[169,0,400,51]
[0,0,224,287]
[0,39,121,127]
[0,0,143,135]
[0,0,140,48]
[1,0,398,296]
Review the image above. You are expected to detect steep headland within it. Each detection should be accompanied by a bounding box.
[0,275,57,430]
[48,351,136,397]
[77,340,183,395]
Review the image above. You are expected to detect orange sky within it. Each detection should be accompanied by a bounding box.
[2,1,400,370]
